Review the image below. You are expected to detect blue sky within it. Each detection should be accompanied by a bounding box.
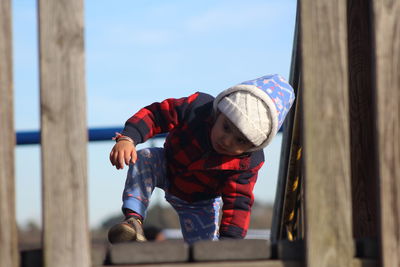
[13,0,296,228]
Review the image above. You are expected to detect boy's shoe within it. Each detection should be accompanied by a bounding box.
[108,217,147,244]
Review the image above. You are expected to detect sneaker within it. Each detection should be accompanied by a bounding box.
[108,217,147,244]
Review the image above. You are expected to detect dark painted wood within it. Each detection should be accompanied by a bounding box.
[347,0,378,239]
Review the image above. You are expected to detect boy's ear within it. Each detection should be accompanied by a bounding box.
[213,109,221,121]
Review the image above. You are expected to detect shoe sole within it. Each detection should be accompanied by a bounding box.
[108,222,137,244]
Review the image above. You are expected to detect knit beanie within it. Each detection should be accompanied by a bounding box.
[214,74,295,151]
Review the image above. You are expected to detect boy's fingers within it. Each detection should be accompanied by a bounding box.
[131,150,137,164]
[109,150,116,165]
[124,151,131,165]
[114,153,121,168]
[118,152,125,170]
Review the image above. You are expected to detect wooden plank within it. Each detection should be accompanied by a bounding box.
[347,0,378,238]
[276,240,304,261]
[0,1,19,267]
[100,260,303,267]
[20,246,107,267]
[280,87,304,242]
[300,1,354,267]
[192,239,271,262]
[38,0,90,267]
[109,240,189,265]
[97,259,376,267]
[352,259,378,267]
[371,0,400,266]
[272,0,301,242]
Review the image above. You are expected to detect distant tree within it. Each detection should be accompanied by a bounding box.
[99,204,180,230]
[144,204,180,229]
[100,213,124,229]
[27,221,41,232]
[250,202,274,229]
[99,202,273,231]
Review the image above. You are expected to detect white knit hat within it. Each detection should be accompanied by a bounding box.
[217,91,272,147]
[214,74,295,151]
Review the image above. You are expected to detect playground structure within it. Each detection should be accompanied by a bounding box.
[1,0,399,267]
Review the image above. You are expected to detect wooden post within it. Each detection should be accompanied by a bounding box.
[0,1,18,267]
[347,0,378,238]
[300,1,354,267]
[38,0,91,266]
[272,1,301,242]
[371,0,400,266]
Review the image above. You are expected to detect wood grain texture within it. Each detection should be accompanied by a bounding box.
[101,261,303,267]
[0,1,19,267]
[371,0,400,266]
[93,259,376,267]
[347,0,378,238]
[272,1,301,242]
[280,87,304,242]
[38,0,90,266]
[300,1,354,266]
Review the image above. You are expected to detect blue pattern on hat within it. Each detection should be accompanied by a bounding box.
[240,74,295,130]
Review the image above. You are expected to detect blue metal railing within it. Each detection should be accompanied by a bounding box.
[16,126,282,145]
[16,127,167,145]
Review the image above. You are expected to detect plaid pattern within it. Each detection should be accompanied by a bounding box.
[121,92,264,238]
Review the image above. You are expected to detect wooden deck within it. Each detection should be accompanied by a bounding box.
[19,239,379,267]
[1,0,399,266]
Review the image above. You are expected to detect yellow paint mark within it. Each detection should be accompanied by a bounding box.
[287,229,293,241]
[296,147,302,160]
[288,210,295,221]
[292,177,299,191]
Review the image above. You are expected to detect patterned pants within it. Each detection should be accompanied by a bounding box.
[122,147,222,244]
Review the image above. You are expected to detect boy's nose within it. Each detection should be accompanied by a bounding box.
[221,135,233,147]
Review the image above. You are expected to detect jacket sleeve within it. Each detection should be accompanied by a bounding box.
[121,92,201,145]
[219,169,259,239]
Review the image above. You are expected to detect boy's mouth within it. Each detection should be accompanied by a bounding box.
[214,142,228,154]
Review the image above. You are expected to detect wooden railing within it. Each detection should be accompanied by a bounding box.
[272,1,400,267]
[38,0,91,266]
[1,0,90,267]
[1,0,399,267]
[0,1,18,267]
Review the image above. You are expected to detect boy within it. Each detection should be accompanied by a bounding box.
[108,74,295,244]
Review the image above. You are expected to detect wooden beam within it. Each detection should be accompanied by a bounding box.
[300,1,354,267]
[38,0,91,266]
[371,0,400,266]
[347,0,378,238]
[272,0,301,242]
[99,260,303,267]
[92,259,377,267]
[0,1,19,267]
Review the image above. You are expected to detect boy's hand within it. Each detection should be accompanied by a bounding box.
[109,140,137,169]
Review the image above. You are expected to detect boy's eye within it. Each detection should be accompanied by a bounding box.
[236,138,246,144]
[223,122,230,132]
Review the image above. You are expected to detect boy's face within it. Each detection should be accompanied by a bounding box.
[210,113,254,156]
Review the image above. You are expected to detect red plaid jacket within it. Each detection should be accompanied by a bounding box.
[121,92,265,238]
